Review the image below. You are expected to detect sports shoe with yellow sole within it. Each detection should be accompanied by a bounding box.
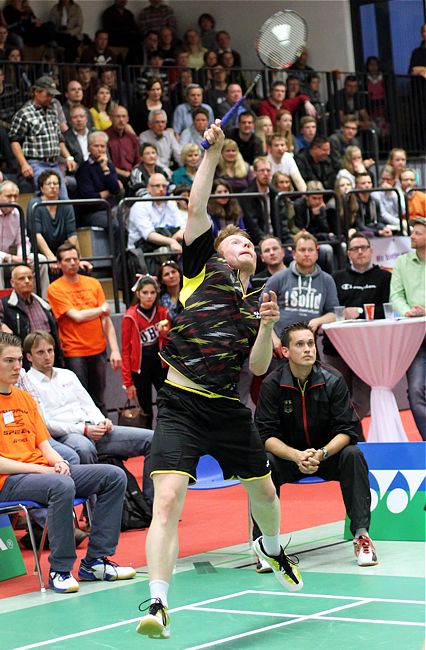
[253,537,303,592]
[136,598,170,639]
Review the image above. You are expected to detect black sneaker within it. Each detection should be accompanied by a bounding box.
[136,598,170,638]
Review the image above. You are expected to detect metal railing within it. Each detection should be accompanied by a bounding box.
[274,189,345,269]
[343,187,405,239]
[27,198,120,312]
[0,202,28,271]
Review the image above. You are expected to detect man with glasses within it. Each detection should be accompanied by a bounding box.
[128,173,185,266]
[139,109,181,168]
[0,264,62,368]
[321,232,391,421]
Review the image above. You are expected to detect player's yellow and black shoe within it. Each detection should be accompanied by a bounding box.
[253,537,303,591]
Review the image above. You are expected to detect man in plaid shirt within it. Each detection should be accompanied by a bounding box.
[8,77,77,198]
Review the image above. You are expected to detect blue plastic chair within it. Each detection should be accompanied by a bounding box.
[0,498,88,592]
[188,455,240,490]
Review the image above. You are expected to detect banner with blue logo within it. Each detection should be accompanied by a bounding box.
[345,442,425,541]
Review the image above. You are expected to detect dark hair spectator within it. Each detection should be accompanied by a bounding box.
[208,178,245,237]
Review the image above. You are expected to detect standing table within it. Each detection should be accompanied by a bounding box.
[322,317,425,442]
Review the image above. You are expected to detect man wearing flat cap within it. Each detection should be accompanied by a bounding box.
[390,216,426,440]
[8,76,77,197]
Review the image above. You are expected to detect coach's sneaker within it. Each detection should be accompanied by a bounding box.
[253,537,303,591]
[256,556,273,573]
[49,571,79,593]
[136,598,170,639]
[353,535,378,566]
[78,557,136,581]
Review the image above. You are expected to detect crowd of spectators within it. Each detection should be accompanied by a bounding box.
[0,2,424,597]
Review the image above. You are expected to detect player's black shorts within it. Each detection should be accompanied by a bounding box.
[150,384,270,484]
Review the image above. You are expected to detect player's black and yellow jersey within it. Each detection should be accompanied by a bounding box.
[160,228,263,399]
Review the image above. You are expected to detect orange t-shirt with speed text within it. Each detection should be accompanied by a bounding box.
[47,275,107,357]
[0,387,50,491]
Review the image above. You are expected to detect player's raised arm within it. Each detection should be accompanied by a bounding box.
[185,120,224,245]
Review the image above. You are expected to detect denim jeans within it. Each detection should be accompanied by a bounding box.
[28,159,69,199]
[65,352,107,415]
[406,335,426,440]
[56,425,154,504]
[0,464,126,572]
[29,439,80,527]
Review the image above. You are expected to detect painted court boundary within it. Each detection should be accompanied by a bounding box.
[11,589,425,650]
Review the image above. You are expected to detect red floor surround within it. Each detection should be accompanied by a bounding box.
[1,410,421,599]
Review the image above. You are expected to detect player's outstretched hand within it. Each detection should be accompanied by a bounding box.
[259,290,280,328]
[203,119,225,153]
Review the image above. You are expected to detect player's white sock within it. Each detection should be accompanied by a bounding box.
[261,534,281,557]
[149,579,169,607]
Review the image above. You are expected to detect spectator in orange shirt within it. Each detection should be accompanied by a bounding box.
[400,168,426,218]
[0,331,135,594]
[47,242,121,414]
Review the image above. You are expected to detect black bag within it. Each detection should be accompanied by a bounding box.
[98,456,152,530]
[118,399,151,429]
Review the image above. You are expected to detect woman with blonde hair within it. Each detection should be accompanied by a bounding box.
[275,109,294,153]
[336,145,367,186]
[386,147,407,186]
[215,138,254,192]
[254,115,273,154]
[172,143,200,186]
[183,28,206,70]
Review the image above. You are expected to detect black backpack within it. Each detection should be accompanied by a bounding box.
[98,456,152,530]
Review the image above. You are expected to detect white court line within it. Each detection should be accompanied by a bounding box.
[11,588,424,650]
[11,591,253,650]
[184,599,372,650]
[190,606,426,626]
[246,590,426,605]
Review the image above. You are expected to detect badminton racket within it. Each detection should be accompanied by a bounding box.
[201,10,307,149]
[256,10,308,70]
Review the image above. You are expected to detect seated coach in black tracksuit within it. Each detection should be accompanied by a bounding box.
[253,321,378,568]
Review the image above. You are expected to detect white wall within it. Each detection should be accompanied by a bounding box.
[28,0,355,72]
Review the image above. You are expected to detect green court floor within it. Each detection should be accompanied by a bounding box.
[1,567,424,650]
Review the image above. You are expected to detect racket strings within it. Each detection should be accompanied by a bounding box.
[257,12,307,69]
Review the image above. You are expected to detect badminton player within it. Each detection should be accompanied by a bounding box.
[137,120,303,640]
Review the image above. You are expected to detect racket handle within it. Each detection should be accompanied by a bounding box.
[201,98,244,150]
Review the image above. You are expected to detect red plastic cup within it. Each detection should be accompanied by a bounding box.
[364,303,375,320]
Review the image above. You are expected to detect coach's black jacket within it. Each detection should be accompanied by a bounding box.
[255,360,361,449]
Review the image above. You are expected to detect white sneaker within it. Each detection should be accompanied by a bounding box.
[136,598,170,639]
[78,557,136,581]
[256,556,273,573]
[353,535,378,566]
[49,571,79,593]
